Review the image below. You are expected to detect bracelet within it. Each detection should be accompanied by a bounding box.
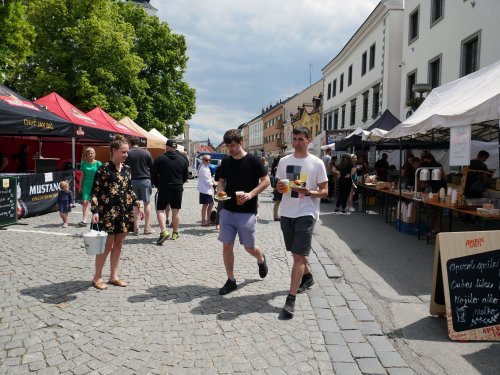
[305,189,311,196]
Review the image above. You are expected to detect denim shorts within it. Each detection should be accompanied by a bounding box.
[131,179,152,203]
[280,215,316,256]
[218,208,256,248]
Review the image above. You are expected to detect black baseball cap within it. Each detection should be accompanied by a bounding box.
[166,139,177,148]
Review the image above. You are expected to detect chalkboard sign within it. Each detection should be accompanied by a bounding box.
[0,177,17,227]
[430,230,500,341]
[447,250,500,333]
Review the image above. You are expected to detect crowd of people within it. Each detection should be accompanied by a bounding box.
[4,129,493,319]
[61,128,328,320]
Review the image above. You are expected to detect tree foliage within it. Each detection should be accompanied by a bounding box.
[118,2,196,135]
[6,0,195,135]
[0,0,34,82]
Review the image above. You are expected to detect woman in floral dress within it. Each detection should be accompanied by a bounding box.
[90,135,144,290]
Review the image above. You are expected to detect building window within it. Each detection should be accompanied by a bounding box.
[327,82,332,100]
[461,31,480,77]
[332,79,337,97]
[341,105,346,128]
[369,43,376,70]
[333,109,339,130]
[428,55,441,89]
[409,6,419,44]
[340,73,344,93]
[350,99,356,126]
[323,115,328,131]
[348,65,353,86]
[362,91,369,122]
[406,70,417,101]
[431,0,444,26]
[361,51,367,76]
[372,84,380,118]
[328,113,332,130]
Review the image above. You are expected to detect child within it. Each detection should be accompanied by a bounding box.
[57,181,74,228]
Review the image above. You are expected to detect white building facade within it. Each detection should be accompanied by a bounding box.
[247,116,264,155]
[400,0,500,120]
[322,0,404,135]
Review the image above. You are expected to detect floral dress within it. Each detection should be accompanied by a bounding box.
[90,161,140,234]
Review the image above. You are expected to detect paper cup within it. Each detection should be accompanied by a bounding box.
[235,191,244,205]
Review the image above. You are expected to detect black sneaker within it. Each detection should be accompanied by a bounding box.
[297,274,315,293]
[280,295,295,319]
[258,254,268,278]
[219,279,237,295]
[334,208,340,214]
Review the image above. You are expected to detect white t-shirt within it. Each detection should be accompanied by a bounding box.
[277,154,328,220]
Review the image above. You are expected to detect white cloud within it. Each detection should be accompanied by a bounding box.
[150,0,379,144]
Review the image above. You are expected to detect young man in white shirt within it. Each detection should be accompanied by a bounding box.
[276,126,328,319]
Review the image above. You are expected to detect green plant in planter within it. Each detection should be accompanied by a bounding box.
[405,97,426,111]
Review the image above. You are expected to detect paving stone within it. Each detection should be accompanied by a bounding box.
[333,362,363,375]
[387,368,417,375]
[352,309,375,322]
[336,314,359,330]
[348,342,376,358]
[377,351,407,367]
[360,321,383,336]
[324,264,343,278]
[317,319,340,333]
[326,345,355,363]
[357,357,386,374]
[323,332,345,345]
[367,335,397,352]
[341,330,366,343]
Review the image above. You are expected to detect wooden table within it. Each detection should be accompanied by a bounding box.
[361,184,500,240]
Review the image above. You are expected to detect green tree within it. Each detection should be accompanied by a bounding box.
[11,0,146,120]
[7,0,195,136]
[0,0,34,83]
[118,2,196,135]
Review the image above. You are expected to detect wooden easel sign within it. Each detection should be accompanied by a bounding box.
[431,231,500,341]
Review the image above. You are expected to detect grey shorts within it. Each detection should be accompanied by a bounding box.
[131,179,152,203]
[218,208,256,248]
[280,216,316,256]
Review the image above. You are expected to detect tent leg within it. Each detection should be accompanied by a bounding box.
[72,137,76,200]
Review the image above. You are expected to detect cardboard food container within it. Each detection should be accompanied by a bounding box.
[376,182,391,190]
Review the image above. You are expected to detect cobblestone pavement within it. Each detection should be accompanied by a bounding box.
[0,180,414,374]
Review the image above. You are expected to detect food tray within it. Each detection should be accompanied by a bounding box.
[214,196,231,202]
[463,198,497,207]
[476,208,500,217]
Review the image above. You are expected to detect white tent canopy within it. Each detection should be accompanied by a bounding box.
[384,60,500,140]
[148,128,185,152]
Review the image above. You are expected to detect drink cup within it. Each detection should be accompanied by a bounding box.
[235,191,245,205]
[280,179,290,193]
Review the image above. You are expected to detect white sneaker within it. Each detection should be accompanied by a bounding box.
[348,207,356,212]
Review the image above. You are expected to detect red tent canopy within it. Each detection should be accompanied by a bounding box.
[87,107,146,146]
[35,93,114,142]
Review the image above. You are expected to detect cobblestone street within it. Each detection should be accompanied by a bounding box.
[0,180,413,374]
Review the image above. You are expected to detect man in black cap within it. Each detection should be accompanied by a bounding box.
[152,139,189,243]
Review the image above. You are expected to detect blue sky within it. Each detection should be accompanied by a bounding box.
[150,0,379,146]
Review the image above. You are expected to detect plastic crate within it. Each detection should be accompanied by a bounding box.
[394,219,427,235]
